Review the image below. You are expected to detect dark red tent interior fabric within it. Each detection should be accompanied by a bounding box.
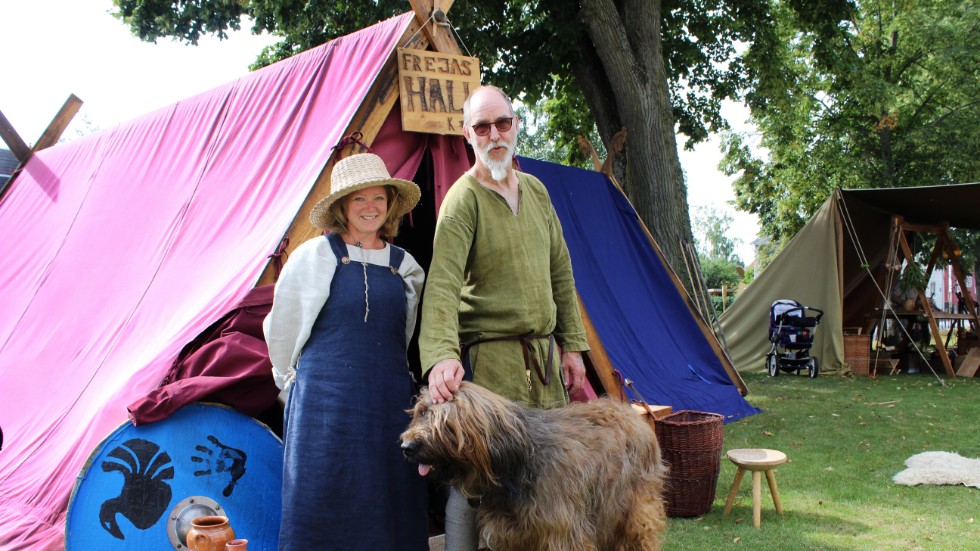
[126,285,280,426]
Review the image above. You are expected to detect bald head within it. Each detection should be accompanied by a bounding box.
[463,85,514,127]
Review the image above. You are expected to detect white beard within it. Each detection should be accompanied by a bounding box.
[488,162,509,182]
[472,138,514,182]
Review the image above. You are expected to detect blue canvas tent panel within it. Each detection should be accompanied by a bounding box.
[519,157,760,422]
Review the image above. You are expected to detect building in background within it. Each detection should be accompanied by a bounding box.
[0,149,17,188]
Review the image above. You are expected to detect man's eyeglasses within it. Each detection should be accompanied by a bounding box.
[470,117,514,137]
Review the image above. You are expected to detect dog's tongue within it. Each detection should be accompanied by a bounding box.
[418,464,432,477]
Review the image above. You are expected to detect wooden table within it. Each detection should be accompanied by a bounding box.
[865,309,977,377]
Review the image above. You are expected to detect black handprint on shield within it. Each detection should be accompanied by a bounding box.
[191,435,247,497]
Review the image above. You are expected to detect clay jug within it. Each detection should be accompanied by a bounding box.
[225,539,249,551]
[186,515,235,551]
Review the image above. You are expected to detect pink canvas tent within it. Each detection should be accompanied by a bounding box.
[0,13,469,549]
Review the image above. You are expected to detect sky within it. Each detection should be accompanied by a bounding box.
[0,0,760,263]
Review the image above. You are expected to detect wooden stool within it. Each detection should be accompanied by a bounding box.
[722,448,787,528]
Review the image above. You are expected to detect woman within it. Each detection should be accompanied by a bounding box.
[264,153,428,550]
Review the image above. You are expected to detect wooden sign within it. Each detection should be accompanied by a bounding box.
[397,48,480,135]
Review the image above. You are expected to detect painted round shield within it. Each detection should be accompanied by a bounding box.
[67,403,282,549]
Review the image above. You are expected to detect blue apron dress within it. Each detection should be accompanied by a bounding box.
[279,233,428,550]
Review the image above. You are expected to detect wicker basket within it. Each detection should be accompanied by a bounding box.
[844,334,871,375]
[653,410,724,517]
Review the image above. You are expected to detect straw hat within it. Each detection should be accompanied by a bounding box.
[309,153,421,229]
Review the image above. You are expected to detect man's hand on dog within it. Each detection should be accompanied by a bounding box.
[428,351,585,402]
[562,351,586,393]
[428,359,464,403]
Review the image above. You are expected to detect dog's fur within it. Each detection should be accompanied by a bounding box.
[400,382,666,551]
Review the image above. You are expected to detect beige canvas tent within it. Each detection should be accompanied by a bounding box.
[720,184,980,376]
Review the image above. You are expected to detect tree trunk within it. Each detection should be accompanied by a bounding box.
[878,121,895,187]
[570,0,696,290]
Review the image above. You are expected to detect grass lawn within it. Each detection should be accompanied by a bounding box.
[663,371,980,550]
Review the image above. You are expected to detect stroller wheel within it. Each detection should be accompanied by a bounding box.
[808,357,819,378]
[767,354,779,377]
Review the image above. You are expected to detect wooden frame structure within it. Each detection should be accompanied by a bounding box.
[865,216,980,377]
[0,94,83,202]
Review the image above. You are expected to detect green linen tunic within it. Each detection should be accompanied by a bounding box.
[419,171,590,408]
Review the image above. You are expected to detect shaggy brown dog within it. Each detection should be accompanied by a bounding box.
[400,382,665,551]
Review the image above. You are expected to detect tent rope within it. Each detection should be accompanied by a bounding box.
[405,11,474,58]
[836,194,944,384]
[267,236,290,282]
[681,239,737,366]
[404,11,436,45]
[871,224,901,375]
[330,132,372,159]
[442,15,474,57]
[837,195,899,373]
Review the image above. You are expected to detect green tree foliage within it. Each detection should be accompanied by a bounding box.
[513,89,603,167]
[724,0,980,247]
[693,205,744,293]
[693,205,741,264]
[700,256,743,291]
[110,0,776,280]
[752,237,781,275]
[952,230,979,278]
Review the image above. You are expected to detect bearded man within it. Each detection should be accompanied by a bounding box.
[418,85,591,551]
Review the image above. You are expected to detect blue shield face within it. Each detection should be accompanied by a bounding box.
[67,403,282,550]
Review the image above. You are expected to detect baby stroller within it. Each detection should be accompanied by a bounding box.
[766,299,824,377]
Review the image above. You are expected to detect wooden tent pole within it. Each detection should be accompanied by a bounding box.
[409,0,459,55]
[0,109,31,162]
[866,216,901,337]
[0,109,32,205]
[924,227,946,278]
[944,319,959,351]
[33,94,83,152]
[896,228,955,377]
[678,239,706,319]
[685,239,740,373]
[0,94,84,205]
[576,295,627,402]
[938,228,980,325]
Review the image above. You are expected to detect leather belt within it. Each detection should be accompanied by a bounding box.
[461,334,556,386]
